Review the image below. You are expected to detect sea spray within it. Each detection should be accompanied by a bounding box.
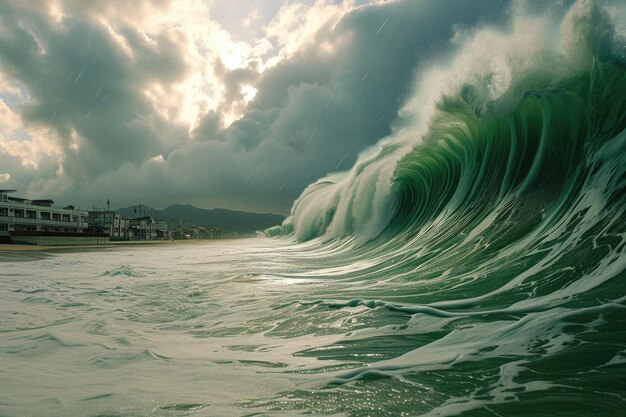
[254,2,626,414]
[1,1,625,416]
[277,0,625,246]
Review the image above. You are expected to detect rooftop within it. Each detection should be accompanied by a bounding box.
[1,190,83,212]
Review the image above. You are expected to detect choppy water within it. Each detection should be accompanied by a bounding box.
[1,237,625,417]
[3,1,626,416]
[0,240,357,416]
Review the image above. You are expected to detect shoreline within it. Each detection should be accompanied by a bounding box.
[0,238,257,262]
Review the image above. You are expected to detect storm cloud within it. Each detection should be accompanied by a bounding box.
[0,0,508,214]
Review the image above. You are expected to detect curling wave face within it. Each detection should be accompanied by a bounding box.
[2,1,625,416]
[276,0,625,245]
[254,1,626,414]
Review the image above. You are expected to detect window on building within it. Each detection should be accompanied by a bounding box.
[15,224,36,232]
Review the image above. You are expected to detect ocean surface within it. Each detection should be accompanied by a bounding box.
[1,233,625,416]
[3,1,626,415]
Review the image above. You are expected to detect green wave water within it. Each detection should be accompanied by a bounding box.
[257,2,626,415]
[253,62,626,417]
[1,69,624,415]
[1,1,625,416]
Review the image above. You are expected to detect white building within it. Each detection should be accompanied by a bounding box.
[0,190,88,237]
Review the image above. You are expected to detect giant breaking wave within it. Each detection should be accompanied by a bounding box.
[270,0,626,260]
[260,2,626,413]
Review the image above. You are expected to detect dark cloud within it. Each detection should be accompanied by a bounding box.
[0,0,509,214]
[0,0,189,182]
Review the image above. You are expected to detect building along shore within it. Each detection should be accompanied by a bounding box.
[0,189,108,246]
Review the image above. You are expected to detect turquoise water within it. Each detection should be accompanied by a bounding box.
[0,229,624,416]
[2,1,626,415]
[265,0,626,414]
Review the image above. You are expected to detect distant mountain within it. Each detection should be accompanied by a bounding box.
[116,204,284,235]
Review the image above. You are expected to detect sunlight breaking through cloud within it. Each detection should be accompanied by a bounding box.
[0,0,520,214]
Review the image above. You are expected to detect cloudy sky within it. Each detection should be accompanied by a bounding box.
[0,0,513,214]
